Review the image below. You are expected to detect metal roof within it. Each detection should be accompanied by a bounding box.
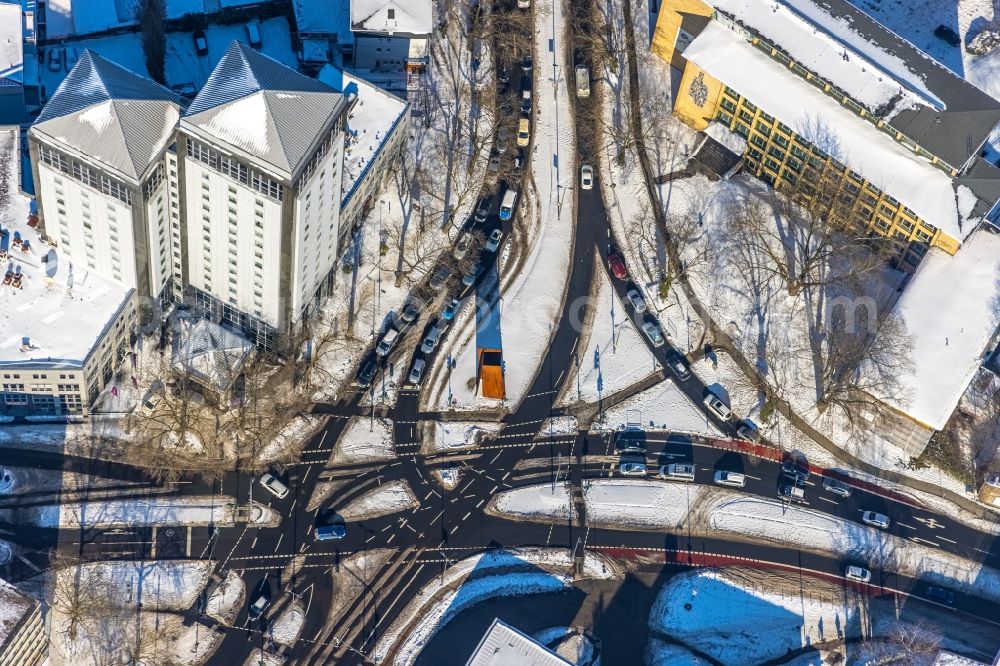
[183,41,345,175]
[31,50,185,181]
[465,619,572,666]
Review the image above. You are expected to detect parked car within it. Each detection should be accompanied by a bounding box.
[375,328,399,356]
[517,118,531,147]
[619,459,647,476]
[665,351,690,380]
[258,472,289,499]
[513,149,525,177]
[575,64,590,98]
[453,233,473,260]
[496,126,509,153]
[486,229,503,252]
[822,476,852,497]
[248,591,270,619]
[499,188,518,221]
[442,298,461,321]
[736,420,760,443]
[626,288,646,312]
[245,20,262,48]
[463,261,485,286]
[408,359,426,385]
[777,484,806,503]
[487,154,501,174]
[641,321,665,347]
[498,65,511,83]
[781,451,810,482]
[861,511,890,529]
[845,565,871,583]
[475,195,493,223]
[613,430,646,453]
[421,326,442,353]
[520,89,532,114]
[356,357,378,388]
[401,299,423,323]
[926,585,955,605]
[430,265,452,290]
[713,470,745,488]
[659,463,695,481]
[521,53,532,71]
[315,523,346,541]
[608,252,628,280]
[581,163,594,190]
[934,24,961,48]
[703,393,732,420]
[518,0,530,8]
[193,30,209,56]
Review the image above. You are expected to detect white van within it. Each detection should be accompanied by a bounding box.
[499,188,517,220]
[703,393,732,420]
[575,65,590,98]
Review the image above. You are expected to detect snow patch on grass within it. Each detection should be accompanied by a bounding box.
[332,416,395,464]
[339,479,418,521]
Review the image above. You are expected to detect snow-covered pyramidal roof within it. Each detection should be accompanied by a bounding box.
[183,41,345,176]
[31,50,186,181]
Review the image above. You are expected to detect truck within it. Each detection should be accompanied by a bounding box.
[499,188,517,220]
[478,348,505,399]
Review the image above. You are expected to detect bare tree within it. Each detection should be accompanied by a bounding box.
[859,622,942,663]
[48,554,113,642]
[136,0,166,84]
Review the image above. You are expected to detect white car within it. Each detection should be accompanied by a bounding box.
[258,472,289,499]
[641,322,664,347]
[703,393,732,420]
[619,460,647,476]
[485,228,503,252]
[861,511,889,529]
[626,288,646,312]
[659,463,695,481]
[845,565,871,583]
[375,328,399,356]
[581,163,594,190]
[713,470,745,488]
[408,359,426,385]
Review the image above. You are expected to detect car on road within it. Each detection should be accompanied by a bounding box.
[581,163,594,190]
[926,585,955,605]
[781,451,810,483]
[421,326,442,353]
[736,420,760,443]
[486,229,503,252]
[499,188,518,221]
[248,590,270,619]
[430,265,452,290]
[193,30,209,56]
[659,463,695,481]
[714,470,745,488]
[641,321,665,347]
[408,359,426,386]
[845,565,871,583]
[356,357,378,388]
[400,299,423,323]
[822,476,852,498]
[613,429,646,453]
[316,523,346,541]
[608,252,628,280]
[861,511,890,529]
[520,89,532,114]
[777,484,806,503]
[375,328,399,356]
[475,195,493,223]
[453,233,473,260]
[463,261,485,286]
[619,459,647,476]
[442,297,461,321]
[496,126,509,153]
[258,472,289,499]
[703,393,732,421]
[665,351,691,380]
[625,287,646,312]
[517,118,531,147]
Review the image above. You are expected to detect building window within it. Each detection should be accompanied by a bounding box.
[720,97,737,113]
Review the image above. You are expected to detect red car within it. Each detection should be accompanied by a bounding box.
[608,252,628,280]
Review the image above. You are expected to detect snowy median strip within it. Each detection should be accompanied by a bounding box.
[332,416,396,464]
[338,479,419,522]
[15,495,237,528]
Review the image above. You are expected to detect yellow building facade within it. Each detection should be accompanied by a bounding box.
[652,0,963,262]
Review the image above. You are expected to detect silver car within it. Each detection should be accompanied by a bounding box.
[485,229,503,252]
[408,359,426,385]
[626,288,646,312]
[581,163,594,190]
[641,322,664,347]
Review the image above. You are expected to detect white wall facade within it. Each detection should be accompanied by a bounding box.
[290,138,344,320]
[353,35,413,69]
[183,159,285,326]
[37,160,138,289]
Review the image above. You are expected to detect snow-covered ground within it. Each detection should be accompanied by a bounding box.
[538,416,580,436]
[374,547,618,665]
[338,479,419,521]
[487,483,576,522]
[12,495,235,529]
[271,600,306,647]
[331,417,396,465]
[585,479,712,530]
[205,570,245,626]
[590,378,723,436]
[430,0,577,411]
[568,261,661,403]
[428,421,502,453]
[258,414,326,466]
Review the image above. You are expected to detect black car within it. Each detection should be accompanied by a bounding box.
[521,54,532,72]
[665,351,690,380]
[781,451,810,483]
[356,357,378,388]
[193,30,209,56]
[248,589,270,620]
[498,66,510,83]
[934,24,960,48]
[926,586,955,605]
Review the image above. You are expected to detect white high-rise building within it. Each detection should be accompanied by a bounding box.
[177,42,348,347]
[28,50,187,303]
